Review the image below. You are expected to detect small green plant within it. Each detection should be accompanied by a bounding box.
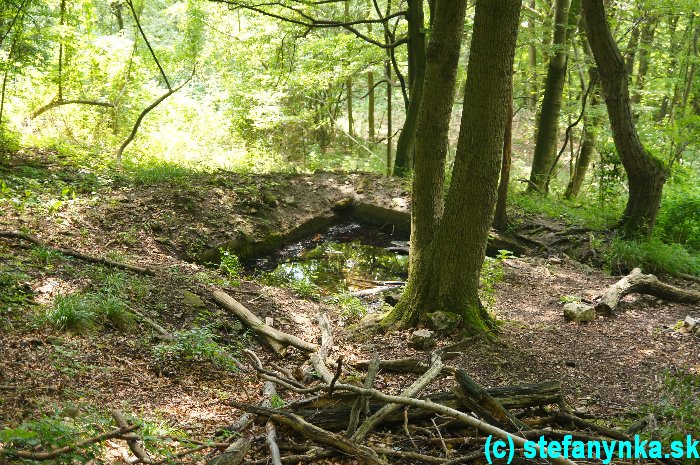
[95,294,135,331]
[607,237,700,276]
[641,371,700,464]
[46,294,97,332]
[30,246,62,266]
[270,394,285,408]
[559,295,582,304]
[289,279,321,300]
[330,292,366,319]
[153,327,239,372]
[0,411,106,464]
[219,249,243,282]
[479,251,511,308]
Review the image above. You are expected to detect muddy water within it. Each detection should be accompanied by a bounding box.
[244,223,408,299]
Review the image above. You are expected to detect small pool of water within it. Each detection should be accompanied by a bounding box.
[245,223,408,303]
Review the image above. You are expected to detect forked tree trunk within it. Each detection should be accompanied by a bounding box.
[385,0,522,331]
[582,0,667,237]
[527,0,578,194]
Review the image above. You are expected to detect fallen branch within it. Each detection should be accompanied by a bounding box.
[351,353,443,442]
[212,290,318,354]
[6,424,138,460]
[595,267,700,314]
[112,410,152,464]
[452,369,530,433]
[0,231,155,275]
[346,352,380,436]
[262,382,283,465]
[228,402,386,464]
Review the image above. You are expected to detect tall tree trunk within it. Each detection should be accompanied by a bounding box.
[345,0,354,140]
[367,72,375,140]
[386,59,392,175]
[564,32,598,199]
[527,0,579,194]
[385,0,522,331]
[392,0,425,176]
[631,16,657,106]
[655,15,679,122]
[494,74,514,230]
[681,20,699,110]
[527,0,538,109]
[623,23,640,77]
[582,0,667,237]
[366,0,375,141]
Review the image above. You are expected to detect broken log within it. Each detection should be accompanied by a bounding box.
[227,402,386,465]
[351,356,458,375]
[595,268,700,314]
[212,290,318,354]
[290,381,561,431]
[452,369,530,432]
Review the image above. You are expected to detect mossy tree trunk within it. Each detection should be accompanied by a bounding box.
[527,0,579,194]
[385,0,522,331]
[582,0,667,237]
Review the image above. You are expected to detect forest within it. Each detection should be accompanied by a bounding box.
[0,0,699,463]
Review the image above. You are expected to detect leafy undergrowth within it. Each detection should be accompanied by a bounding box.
[510,184,700,277]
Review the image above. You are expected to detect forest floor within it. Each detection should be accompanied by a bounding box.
[0,149,698,463]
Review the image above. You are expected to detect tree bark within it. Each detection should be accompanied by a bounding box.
[582,0,667,237]
[385,0,522,331]
[493,73,513,230]
[594,268,700,315]
[565,36,599,199]
[392,0,425,176]
[527,0,538,109]
[527,0,578,194]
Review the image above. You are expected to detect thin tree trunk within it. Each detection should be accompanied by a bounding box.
[631,16,657,106]
[367,0,375,141]
[392,0,425,176]
[494,74,513,230]
[386,59,392,176]
[527,0,538,109]
[386,0,522,331]
[582,0,667,237]
[527,0,578,194]
[345,0,354,140]
[565,33,598,199]
[58,0,66,101]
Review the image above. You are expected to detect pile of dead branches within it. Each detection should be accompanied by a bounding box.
[208,291,679,465]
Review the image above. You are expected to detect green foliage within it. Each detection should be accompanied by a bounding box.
[509,191,622,230]
[95,294,135,331]
[656,182,700,251]
[44,270,146,332]
[46,294,98,332]
[642,371,700,463]
[329,291,366,319]
[607,237,700,277]
[219,249,243,281]
[479,251,512,309]
[0,411,108,464]
[152,327,239,373]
